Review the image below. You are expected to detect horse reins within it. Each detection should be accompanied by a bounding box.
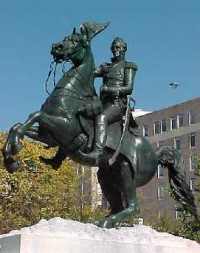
[45,60,60,95]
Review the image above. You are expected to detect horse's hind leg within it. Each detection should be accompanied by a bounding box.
[97,165,124,215]
[120,160,139,217]
[99,160,139,228]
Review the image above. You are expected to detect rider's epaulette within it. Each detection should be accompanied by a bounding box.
[125,61,138,71]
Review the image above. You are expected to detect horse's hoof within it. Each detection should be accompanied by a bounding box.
[94,219,107,228]
[103,219,115,229]
[5,159,20,173]
[95,217,115,229]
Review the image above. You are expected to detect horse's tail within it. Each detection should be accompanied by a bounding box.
[157,146,198,220]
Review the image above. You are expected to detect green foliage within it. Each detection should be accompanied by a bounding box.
[173,160,200,242]
[0,133,105,233]
[176,216,200,242]
[150,213,200,243]
[77,206,106,223]
[149,214,179,235]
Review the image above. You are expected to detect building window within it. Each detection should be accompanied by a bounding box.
[157,185,165,200]
[190,134,196,148]
[170,117,177,130]
[96,183,103,206]
[188,111,195,125]
[97,183,102,195]
[177,114,184,128]
[142,125,149,137]
[174,138,181,150]
[161,119,167,132]
[175,207,183,220]
[189,155,198,171]
[154,121,161,135]
[157,164,164,178]
[189,178,195,191]
[138,218,144,225]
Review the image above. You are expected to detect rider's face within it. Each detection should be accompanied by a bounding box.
[111,41,124,58]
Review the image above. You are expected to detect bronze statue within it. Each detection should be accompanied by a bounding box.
[2,22,198,228]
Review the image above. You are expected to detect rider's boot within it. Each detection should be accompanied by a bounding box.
[83,114,107,166]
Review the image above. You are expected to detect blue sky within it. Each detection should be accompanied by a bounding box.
[0,0,200,130]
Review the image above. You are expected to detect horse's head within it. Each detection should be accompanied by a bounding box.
[51,22,109,65]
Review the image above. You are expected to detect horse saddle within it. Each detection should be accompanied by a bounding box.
[78,113,140,163]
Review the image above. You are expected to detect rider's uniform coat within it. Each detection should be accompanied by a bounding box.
[95,59,138,123]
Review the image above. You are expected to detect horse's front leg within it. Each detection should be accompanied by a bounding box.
[2,111,41,172]
[96,160,139,228]
[16,111,42,136]
[39,147,68,170]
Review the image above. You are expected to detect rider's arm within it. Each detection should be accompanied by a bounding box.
[94,63,109,77]
[120,62,138,95]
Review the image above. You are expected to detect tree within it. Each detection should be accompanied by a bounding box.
[0,133,80,233]
[0,133,106,233]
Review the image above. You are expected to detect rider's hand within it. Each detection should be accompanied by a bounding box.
[100,63,109,73]
[100,86,108,93]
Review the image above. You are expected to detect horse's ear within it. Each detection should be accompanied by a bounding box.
[80,25,85,35]
[79,25,89,46]
[72,27,76,34]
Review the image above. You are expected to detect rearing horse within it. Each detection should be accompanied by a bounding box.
[2,22,198,228]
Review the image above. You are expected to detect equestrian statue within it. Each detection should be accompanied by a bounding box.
[2,22,198,228]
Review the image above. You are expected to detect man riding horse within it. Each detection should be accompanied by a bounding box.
[80,37,138,165]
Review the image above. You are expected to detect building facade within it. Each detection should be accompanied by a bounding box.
[136,97,200,221]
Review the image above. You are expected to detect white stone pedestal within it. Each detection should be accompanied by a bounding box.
[0,218,199,253]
